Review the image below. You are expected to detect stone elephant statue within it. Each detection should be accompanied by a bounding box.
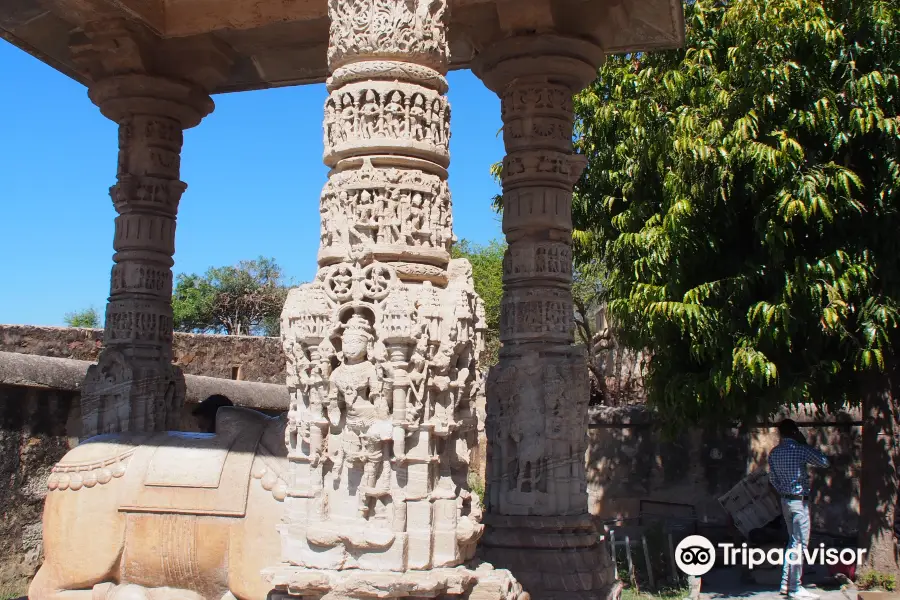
[29,407,289,600]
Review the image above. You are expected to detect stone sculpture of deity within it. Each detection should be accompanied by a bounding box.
[328,314,393,515]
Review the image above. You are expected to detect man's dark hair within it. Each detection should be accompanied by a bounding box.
[778,418,804,442]
[193,394,234,418]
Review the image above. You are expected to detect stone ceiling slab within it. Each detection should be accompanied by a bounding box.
[0,0,685,94]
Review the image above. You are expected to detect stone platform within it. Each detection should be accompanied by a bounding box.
[264,563,525,599]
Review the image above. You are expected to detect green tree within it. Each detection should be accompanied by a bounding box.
[64,307,100,328]
[452,239,506,366]
[573,0,899,570]
[173,257,290,337]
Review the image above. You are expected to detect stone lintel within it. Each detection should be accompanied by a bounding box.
[1,0,684,95]
[70,17,235,101]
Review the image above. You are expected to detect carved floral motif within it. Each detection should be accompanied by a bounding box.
[327,0,449,70]
[499,287,574,342]
[500,84,573,118]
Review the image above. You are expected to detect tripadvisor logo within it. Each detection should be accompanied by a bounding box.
[675,535,866,577]
[675,536,717,576]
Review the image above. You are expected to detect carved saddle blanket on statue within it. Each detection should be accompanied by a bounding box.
[118,408,267,517]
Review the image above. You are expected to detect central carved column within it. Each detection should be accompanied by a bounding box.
[266,2,523,598]
[472,36,619,600]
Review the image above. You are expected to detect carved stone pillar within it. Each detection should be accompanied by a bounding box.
[70,20,230,439]
[472,36,618,600]
[265,2,522,598]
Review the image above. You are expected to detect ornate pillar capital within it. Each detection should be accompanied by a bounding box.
[70,18,232,125]
[471,34,605,94]
[87,74,213,129]
[326,0,450,72]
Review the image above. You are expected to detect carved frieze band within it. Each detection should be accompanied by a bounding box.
[388,262,449,285]
[501,150,586,191]
[319,159,453,266]
[111,175,187,215]
[117,116,183,180]
[501,84,575,153]
[327,0,449,71]
[501,187,574,238]
[324,81,450,167]
[503,241,572,284]
[501,84,574,120]
[499,287,574,343]
[111,263,174,297]
[104,300,174,345]
[328,61,448,93]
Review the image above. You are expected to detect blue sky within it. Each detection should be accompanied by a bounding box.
[0,39,505,326]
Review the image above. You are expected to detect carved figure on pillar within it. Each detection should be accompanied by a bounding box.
[472,35,620,600]
[266,1,524,598]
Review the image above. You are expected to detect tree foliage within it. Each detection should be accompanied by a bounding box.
[574,0,900,427]
[64,307,100,328]
[574,0,900,569]
[172,257,290,337]
[452,238,506,366]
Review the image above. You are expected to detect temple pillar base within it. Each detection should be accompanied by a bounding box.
[81,352,186,439]
[479,515,620,600]
[263,562,526,600]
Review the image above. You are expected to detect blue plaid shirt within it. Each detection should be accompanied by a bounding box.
[767,438,829,496]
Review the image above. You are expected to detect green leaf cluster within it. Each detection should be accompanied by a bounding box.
[574,0,900,430]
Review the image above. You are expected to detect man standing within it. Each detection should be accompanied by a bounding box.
[768,419,830,600]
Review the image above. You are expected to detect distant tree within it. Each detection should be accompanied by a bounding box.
[452,239,505,366]
[64,307,100,328]
[172,257,290,337]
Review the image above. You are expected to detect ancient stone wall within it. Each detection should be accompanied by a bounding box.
[0,385,76,598]
[0,325,286,384]
[588,406,861,540]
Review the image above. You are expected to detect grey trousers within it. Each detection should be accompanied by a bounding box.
[780,498,810,592]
